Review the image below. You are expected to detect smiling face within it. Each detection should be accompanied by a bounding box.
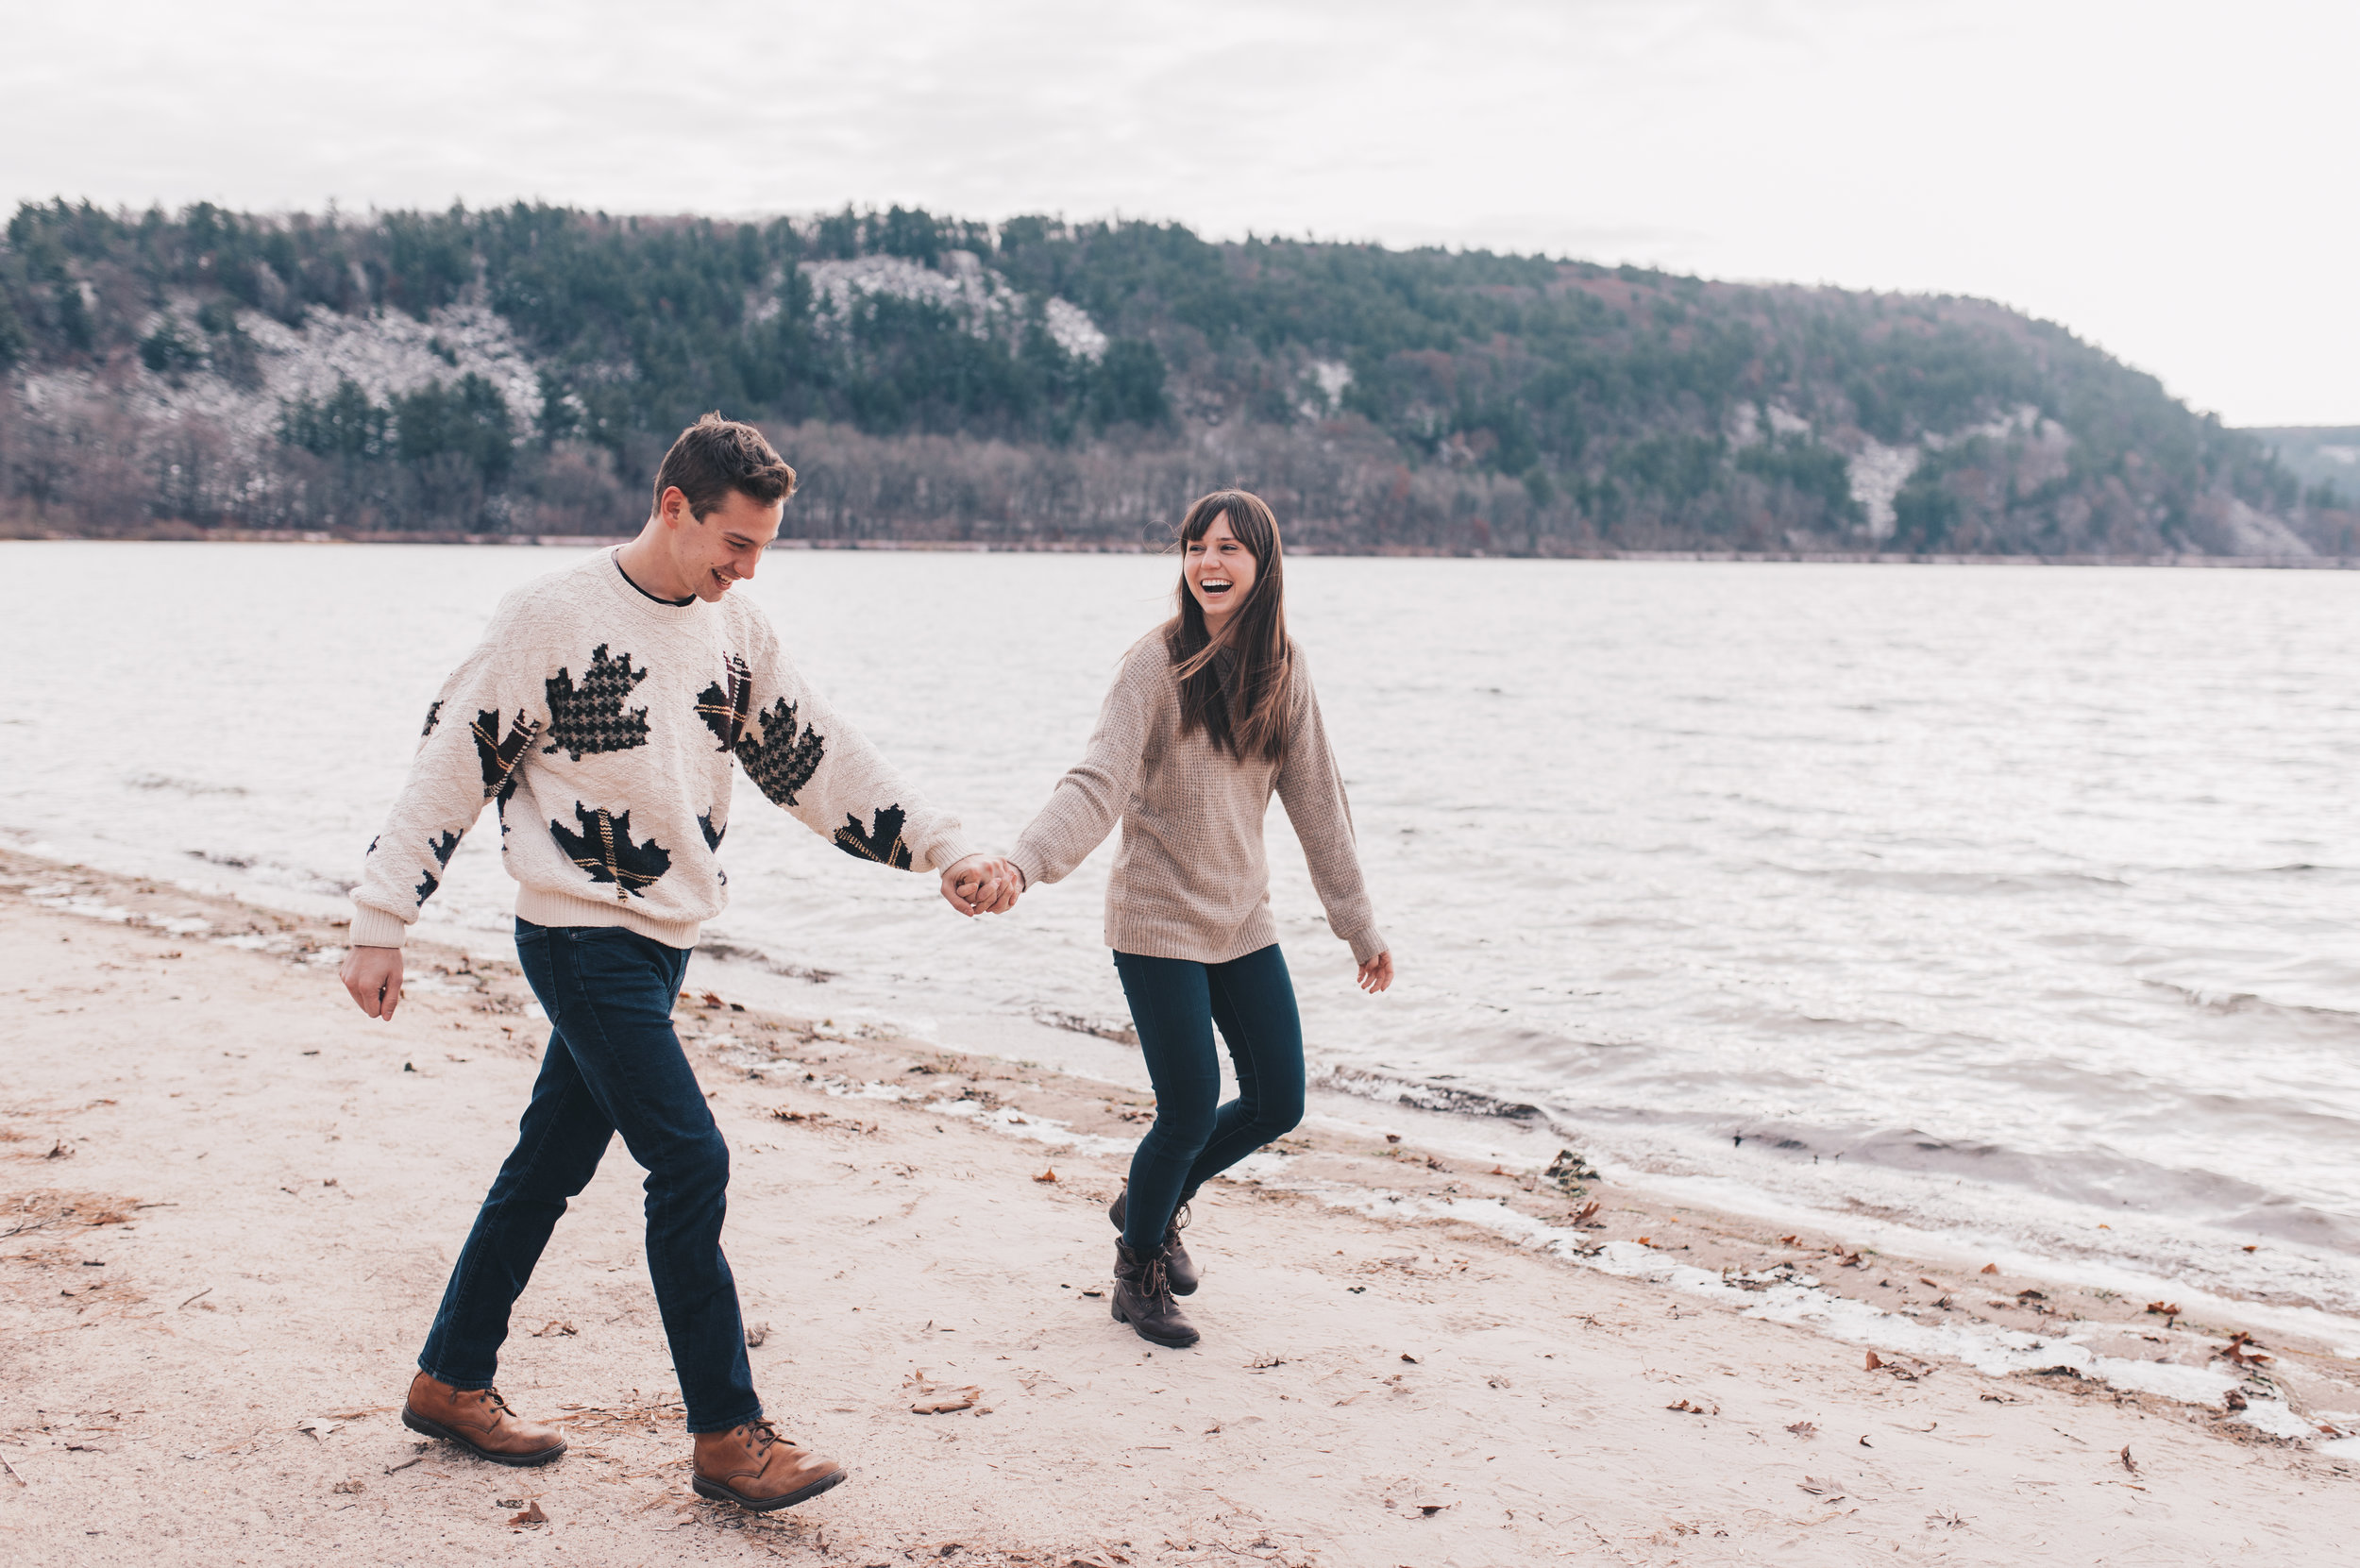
[659,484,784,602]
[1186,513,1258,628]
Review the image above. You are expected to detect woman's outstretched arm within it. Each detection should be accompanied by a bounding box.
[1008,649,1157,893]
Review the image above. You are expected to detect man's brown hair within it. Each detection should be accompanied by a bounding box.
[651,413,798,519]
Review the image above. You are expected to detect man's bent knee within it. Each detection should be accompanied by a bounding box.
[655,1132,732,1199]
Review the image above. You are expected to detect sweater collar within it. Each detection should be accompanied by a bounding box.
[597,548,707,621]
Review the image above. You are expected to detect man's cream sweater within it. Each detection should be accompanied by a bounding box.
[351,549,971,951]
[1010,633,1385,966]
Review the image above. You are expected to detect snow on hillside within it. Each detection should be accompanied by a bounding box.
[803,251,1107,361]
[15,253,1113,473]
[19,296,546,461]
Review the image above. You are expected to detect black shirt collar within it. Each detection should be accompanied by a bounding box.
[615,553,697,607]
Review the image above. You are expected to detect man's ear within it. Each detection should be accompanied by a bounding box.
[657,486,691,528]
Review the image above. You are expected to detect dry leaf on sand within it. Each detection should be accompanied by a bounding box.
[1034,1168,1059,1183]
[508,1500,548,1526]
[907,1372,984,1414]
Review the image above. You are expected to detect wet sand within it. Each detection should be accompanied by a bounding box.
[1,850,2352,1565]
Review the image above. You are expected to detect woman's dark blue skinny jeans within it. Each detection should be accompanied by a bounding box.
[1113,943,1306,1252]
[416,919,760,1434]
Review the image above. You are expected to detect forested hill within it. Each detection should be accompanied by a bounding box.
[2,197,2350,557]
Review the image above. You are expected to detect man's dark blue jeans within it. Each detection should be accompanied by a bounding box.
[416,919,760,1434]
[1112,943,1306,1253]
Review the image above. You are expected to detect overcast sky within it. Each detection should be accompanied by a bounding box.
[3,0,2351,426]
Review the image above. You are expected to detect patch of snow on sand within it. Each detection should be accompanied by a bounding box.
[1299,1185,2343,1440]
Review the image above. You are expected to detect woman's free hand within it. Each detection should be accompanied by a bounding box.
[1356,951,1394,993]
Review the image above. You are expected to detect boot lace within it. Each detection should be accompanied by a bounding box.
[740,1418,784,1456]
[1138,1249,1175,1306]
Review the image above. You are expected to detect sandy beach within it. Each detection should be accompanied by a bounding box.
[2,848,2353,1566]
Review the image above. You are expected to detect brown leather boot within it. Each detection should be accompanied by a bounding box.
[691,1419,848,1511]
[1109,1188,1199,1295]
[401,1371,566,1466]
[1112,1240,1200,1348]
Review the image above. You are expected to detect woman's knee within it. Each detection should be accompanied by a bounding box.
[1143,1102,1219,1159]
[1262,1104,1307,1142]
[1244,1087,1306,1140]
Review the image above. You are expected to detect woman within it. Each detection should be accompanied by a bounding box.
[1006,490,1393,1349]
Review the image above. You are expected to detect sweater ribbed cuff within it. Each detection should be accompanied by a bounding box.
[1343,925,1388,967]
[347,902,411,950]
[923,832,978,876]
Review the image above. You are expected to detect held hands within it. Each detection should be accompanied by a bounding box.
[1357,951,1394,994]
[340,945,406,1020]
[939,853,1024,918]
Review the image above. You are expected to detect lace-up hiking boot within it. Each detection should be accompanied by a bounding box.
[1108,1189,1199,1295]
[401,1372,566,1466]
[1112,1240,1201,1348]
[691,1419,848,1511]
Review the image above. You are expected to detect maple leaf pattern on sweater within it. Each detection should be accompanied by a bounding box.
[548,801,673,900]
[411,829,463,907]
[543,644,650,760]
[351,553,974,953]
[694,654,753,752]
[736,697,827,808]
[834,804,914,869]
[471,709,540,803]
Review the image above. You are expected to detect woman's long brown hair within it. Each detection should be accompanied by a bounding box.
[1164,490,1293,764]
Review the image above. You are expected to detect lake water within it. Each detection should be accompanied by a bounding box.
[5,541,2357,1320]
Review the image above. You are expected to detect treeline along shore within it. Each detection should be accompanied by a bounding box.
[3,197,2355,559]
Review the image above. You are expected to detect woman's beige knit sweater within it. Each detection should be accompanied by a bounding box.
[1009,633,1385,967]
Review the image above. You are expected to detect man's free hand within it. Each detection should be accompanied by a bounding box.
[1356,951,1394,994]
[341,944,406,1020]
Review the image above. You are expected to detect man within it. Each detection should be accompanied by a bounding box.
[338,413,1017,1511]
